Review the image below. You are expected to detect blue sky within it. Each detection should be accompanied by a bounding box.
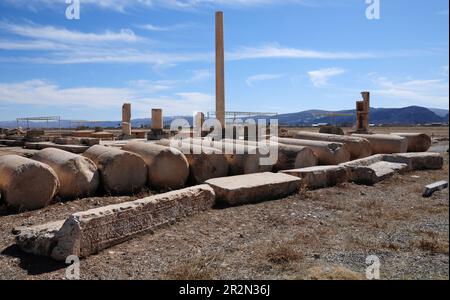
[0,0,448,121]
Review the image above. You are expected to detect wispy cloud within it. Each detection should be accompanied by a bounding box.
[246,73,284,87]
[0,21,143,43]
[0,79,213,117]
[228,44,377,60]
[136,23,193,32]
[307,67,346,87]
[371,76,449,108]
[2,0,318,12]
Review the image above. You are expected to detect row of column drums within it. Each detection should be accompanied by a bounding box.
[0,132,431,211]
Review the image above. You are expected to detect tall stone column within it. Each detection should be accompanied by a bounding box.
[152,109,163,131]
[361,91,370,131]
[215,11,226,129]
[195,112,205,137]
[122,103,132,135]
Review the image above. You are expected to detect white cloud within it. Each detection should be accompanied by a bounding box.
[0,79,213,117]
[228,44,377,60]
[136,23,193,32]
[2,0,317,12]
[307,67,346,87]
[371,76,449,108]
[0,22,143,44]
[246,73,284,87]
[189,69,213,82]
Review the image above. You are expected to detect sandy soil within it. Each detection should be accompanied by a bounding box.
[0,128,448,280]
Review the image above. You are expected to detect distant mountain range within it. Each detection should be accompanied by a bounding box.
[0,106,448,129]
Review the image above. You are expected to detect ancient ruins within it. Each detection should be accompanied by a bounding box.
[0,11,447,264]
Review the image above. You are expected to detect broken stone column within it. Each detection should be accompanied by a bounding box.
[122,142,189,190]
[352,133,408,154]
[0,155,59,210]
[32,148,99,199]
[156,139,229,184]
[390,133,432,152]
[188,138,273,175]
[224,138,318,171]
[294,131,372,160]
[195,112,206,137]
[215,11,226,129]
[271,137,351,165]
[83,145,147,195]
[122,103,132,136]
[15,185,216,261]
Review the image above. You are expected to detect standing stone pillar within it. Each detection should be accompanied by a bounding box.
[195,112,205,137]
[356,92,370,134]
[122,103,132,136]
[152,109,163,131]
[215,11,226,130]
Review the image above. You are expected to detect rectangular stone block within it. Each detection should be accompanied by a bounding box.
[423,181,448,197]
[384,152,443,171]
[281,165,348,189]
[15,185,215,261]
[206,172,301,206]
[351,161,408,185]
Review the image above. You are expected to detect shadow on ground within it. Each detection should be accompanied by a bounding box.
[1,245,66,275]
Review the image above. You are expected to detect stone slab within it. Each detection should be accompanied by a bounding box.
[384,152,443,171]
[206,172,301,205]
[423,180,448,197]
[15,185,215,261]
[351,161,408,185]
[280,165,348,189]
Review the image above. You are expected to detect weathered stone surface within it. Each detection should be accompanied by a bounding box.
[83,145,147,195]
[281,165,348,189]
[271,137,351,165]
[294,131,372,160]
[352,134,408,154]
[206,172,301,205]
[224,139,318,171]
[189,139,273,175]
[156,139,229,184]
[0,155,60,210]
[15,185,215,261]
[351,161,408,185]
[122,142,189,190]
[24,142,89,154]
[423,181,448,197]
[384,152,443,171]
[391,133,432,152]
[32,148,99,199]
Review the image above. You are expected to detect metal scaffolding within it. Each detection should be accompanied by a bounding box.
[16,116,61,132]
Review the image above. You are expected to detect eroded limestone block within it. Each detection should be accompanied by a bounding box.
[384,152,443,171]
[391,133,432,152]
[352,134,408,154]
[351,161,408,185]
[206,172,301,205]
[0,155,59,210]
[122,142,189,190]
[83,145,147,195]
[15,185,216,261]
[294,131,372,160]
[271,137,351,165]
[281,165,348,189]
[32,148,99,199]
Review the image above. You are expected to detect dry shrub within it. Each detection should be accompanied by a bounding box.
[164,256,216,280]
[306,265,365,280]
[415,232,449,255]
[266,245,304,265]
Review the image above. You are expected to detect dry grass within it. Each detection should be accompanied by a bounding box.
[266,245,304,265]
[306,266,365,280]
[414,232,449,255]
[163,256,217,280]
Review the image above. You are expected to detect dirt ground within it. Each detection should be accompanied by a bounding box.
[0,127,448,280]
